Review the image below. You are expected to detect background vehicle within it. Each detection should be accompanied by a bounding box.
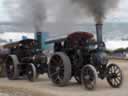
[4,39,48,81]
[46,24,123,90]
[0,48,9,77]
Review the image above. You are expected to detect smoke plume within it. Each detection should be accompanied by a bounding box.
[72,0,120,23]
[2,0,46,32]
[30,0,46,32]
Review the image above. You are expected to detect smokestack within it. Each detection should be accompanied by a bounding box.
[96,23,103,45]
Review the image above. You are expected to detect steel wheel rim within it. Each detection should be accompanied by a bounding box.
[49,55,64,84]
[107,64,122,87]
[27,65,34,80]
[82,66,96,89]
[6,59,15,78]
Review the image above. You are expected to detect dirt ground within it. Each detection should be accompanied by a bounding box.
[0,59,127,96]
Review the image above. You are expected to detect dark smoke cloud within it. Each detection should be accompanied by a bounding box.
[72,0,120,23]
[30,0,46,32]
[2,0,46,32]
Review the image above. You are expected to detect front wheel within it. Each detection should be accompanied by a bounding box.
[107,64,123,88]
[26,63,37,82]
[81,65,97,90]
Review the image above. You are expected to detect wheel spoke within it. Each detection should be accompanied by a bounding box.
[60,64,64,68]
[114,66,118,73]
[112,78,115,85]
[50,65,57,70]
[107,64,123,88]
[113,66,116,72]
[51,59,58,65]
[82,65,96,90]
[51,71,59,77]
[109,67,112,73]
[114,78,118,85]
[112,66,115,73]
[116,78,120,83]
[54,76,59,82]
[117,73,121,77]
[115,69,120,74]
[116,77,121,82]
[58,60,63,65]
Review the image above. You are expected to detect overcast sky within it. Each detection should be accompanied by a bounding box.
[0,0,127,36]
[0,0,128,49]
[0,0,128,24]
[46,0,128,23]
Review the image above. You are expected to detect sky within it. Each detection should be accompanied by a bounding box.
[0,0,128,24]
[0,0,128,50]
[0,0,127,33]
[42,0,128,23]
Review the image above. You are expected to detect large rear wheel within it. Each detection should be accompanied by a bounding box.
[81,65,97,90]
[48,52,71,86]
[107,64,123,88]
[5,55,19,80]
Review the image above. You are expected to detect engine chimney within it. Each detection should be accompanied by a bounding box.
[96,24,103,46]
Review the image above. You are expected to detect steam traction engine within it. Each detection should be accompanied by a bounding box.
[46,24,123,90]
[5,39,48,81]
[0,48,9,77]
